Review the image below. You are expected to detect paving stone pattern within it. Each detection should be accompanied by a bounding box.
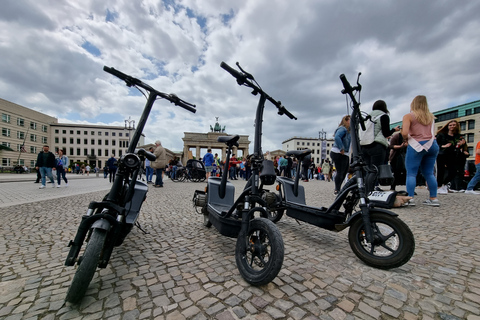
[0,175,480,319]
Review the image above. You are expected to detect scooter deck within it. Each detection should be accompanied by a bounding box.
[285,202,345,231]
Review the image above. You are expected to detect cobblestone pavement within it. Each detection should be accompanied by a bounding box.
[0,175,480,320]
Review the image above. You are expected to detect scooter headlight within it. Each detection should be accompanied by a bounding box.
[123,153,140,169]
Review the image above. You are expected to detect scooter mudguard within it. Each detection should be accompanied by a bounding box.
[92,218,112,231]
[206,177,240,238]
[334,208,399,231]
[124,180,148,224]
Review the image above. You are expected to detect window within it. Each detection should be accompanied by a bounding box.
[2,142,11,148]
[62,130,67,134]
[119,133,123,137]
[84,148,88,156]
[119,150,123,157]
[468,147,474,156]
[17,144,23,152]
[84,131,88,135]
[55,129,59,134]
[126,133,129,137]
[2,128,10,137]
[302,142,305,146]
[17,131,25,139]
[77,138,80,144]
[467,133,474,143]
[18,159,24,166]
[466,109,473,116]
[69,147,73,155]
[105,140,109,146]
[91,131,95,135]
[17,118,24,126]
[77,148,81,156]
[30,160,35,167]
[468,120,475,130]
[42,137,47,144]
[98,139,102,145]
[70,138,74,144]
[84,139,88,144]
[70,130,74,134]
[2,114,10,123]
[112,140,116,146]
[307,142,310,146]
[460,122,466,131]
[98,131,102,136]
[62,137,66,144]
[105,132,109,136]
[91,149,95,156]
[475,107,480,114]
[55,137,59,143]
[436,111,458,122]
[30,122,37,130]
[112,132,116,136]
[105,149,108,157]
[42,125,48,133]
[2,158,10,166]
[31,134,37,142]
[91,139,95,145]
[98,149,102,156]
[77,130,81,135]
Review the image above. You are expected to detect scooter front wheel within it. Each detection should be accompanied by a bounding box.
[348,212,415,269]
[235,218,284,286]
[65,228,107,303]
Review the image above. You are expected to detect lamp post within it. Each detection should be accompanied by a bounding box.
[124,117,135,150]
[319,129,327,162]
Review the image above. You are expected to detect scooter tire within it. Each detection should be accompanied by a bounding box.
[348,212,415,269]
[65,228,107,303]
[235,218,284,286]
[268,208,284,223]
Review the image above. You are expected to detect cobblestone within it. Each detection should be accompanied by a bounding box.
[0,174,479,318]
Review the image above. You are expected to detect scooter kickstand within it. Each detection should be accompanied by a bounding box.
[135,221,150,234]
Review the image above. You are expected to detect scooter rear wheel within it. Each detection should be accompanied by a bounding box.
[348,212,415,269]
[235,218,284,286]
[65,228,107,303]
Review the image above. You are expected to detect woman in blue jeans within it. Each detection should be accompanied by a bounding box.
[402,95,439,206]
[330,115,351,194]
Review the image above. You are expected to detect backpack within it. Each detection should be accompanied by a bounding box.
[359,113,385,146]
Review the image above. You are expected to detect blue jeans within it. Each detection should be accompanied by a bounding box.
[56,166,68,185]
[40,167,54,186]
[146,166,154,182]
[155,168,164,186]
[405,141,439,198]
[466,163,480,191]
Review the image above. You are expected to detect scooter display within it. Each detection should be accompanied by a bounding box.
[64,66,196,303]
[193,61,297,286]
[269,73,415,270]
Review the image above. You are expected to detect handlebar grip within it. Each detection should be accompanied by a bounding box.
[339,74,353,94]
[104,66,141,86]
[167,94,196,113]
[144,151,156,162]
[176,101,197,113]
[220,61,245,82]
[277,106,297,120]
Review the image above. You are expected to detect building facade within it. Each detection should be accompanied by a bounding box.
[1,98,144,170]
[281,136,335,165]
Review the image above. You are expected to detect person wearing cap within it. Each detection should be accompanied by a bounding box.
[151,140,166,187]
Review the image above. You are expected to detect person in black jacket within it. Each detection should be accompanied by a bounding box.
[35,145,56,188]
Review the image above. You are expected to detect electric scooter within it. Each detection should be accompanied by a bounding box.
[193,61,297,285]
[269,73,415,270]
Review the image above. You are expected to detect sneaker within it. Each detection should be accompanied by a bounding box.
[448,188,459,193]
[56,185,61,188]
[39,185,46,189]
[408,199,416,206]
[458,189,465,193]
[65,183,68,187]
[437,185,448,195]
[423,199,440,206]
[465,189,480,195]
[52,183,56,188]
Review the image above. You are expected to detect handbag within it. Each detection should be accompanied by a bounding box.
[378,164,394,186]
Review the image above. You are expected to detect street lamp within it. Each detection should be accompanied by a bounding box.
[318,129,326,140]
[124,117,135,149]
[318,128,327,162]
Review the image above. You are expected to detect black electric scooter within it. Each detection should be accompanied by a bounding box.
[64,66,196,303]
[193,61,297,285]
[269,73,415,270]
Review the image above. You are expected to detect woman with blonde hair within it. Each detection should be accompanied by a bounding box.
[401,95,439,206]
[435,119,468,193]
[330,115,351,194]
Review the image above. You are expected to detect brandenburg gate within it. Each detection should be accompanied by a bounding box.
[182,118,250,162]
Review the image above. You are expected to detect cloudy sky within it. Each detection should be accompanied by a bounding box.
[1,0,479,156]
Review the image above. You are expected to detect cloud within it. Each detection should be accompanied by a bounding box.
[1,0,480,154]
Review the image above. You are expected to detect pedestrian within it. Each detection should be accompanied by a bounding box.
[322,159,331,182]
[464,139,480,194]
[55,149,69,187]
[145,147,154,183]
[401,95,439,206]
[388,131,407,191]
[106,155,117,183]
[35,145,56,188]
[435,120,467,194]
[103,166,108,179]
[279,156,288,177]
[330,115,351,194]
[151,140,167,187]
[202,148,214,179]
[286,155,293,178]
[302,154,311,182]
[361,100,400,194]
[85,164,90,176]
[229,154,241,180]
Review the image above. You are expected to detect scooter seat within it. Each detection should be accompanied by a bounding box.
[286,149,311,160]
[217,135,240,147]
